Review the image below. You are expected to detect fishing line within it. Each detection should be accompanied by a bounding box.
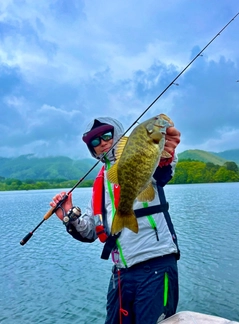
[124,11,239,132]
[20,12,239,245]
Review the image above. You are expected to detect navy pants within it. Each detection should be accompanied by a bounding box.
[104,254,179,324]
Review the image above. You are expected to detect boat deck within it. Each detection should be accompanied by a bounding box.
[161,311,239,323]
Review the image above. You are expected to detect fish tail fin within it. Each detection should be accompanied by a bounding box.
[111,210,139,234]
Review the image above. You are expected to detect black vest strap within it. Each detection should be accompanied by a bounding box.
[101,233,121,260]
[157,185,180,260]
[101,184,180,261]
[134,203,169,218]
[101,204,168,260]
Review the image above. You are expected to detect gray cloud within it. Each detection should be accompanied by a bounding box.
[0,0,239,158]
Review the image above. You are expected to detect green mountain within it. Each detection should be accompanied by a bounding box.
[178,149,239,165]
[1,149,239,181]
[0,155,101,181]
[212,149,239,164]
[178,150,227,165]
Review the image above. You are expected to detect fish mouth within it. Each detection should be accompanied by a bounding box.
[152,122,166,131]
[153,123,162,128]
[152,114,174,131]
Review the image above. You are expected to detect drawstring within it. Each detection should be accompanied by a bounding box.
[112,250,128,323]
[117,268,128,323]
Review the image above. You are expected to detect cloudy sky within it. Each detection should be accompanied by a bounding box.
[1,0,239,159]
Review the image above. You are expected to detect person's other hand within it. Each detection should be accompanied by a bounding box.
[159,127,181,167]
[50,191,73,220]
[164,127,181,156]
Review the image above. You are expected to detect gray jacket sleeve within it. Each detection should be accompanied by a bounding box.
[66,200,98,242]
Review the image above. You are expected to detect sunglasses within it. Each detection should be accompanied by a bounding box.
[90,131,114,147]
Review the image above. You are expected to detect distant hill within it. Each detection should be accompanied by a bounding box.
[212,149,239,164]
[178,150,228,165]
[0,155,101,181]
[0,149,239,181]
[178,149,239,165]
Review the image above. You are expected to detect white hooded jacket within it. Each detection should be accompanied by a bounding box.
[70,117,179,268]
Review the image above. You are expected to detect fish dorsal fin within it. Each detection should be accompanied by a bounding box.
[115,136,128,160]
[136,183,155,202]
[106,162,119,184]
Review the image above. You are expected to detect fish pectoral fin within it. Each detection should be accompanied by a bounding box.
[161,150,172,158]
[136,183,155,202]
[115,136,128,160]
[149,131,163,144]
[106,162,119,184]
[111,210,139,234]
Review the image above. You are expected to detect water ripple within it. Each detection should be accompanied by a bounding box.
[0,185,239,323]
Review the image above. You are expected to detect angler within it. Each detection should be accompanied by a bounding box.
[50,117,181,324]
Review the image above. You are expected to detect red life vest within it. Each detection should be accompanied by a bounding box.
[92,166,120,242]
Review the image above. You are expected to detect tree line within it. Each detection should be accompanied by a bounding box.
[169,160,239,184]
[0,160,238,191]
[0,177,94,191]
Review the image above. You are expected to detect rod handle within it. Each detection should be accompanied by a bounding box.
[20,232,33,245]
[43,207,55,220]
[43,193,68,220]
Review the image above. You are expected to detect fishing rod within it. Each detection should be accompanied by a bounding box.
[20,12,239,246]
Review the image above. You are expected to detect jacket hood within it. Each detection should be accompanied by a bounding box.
[83,117,125,162]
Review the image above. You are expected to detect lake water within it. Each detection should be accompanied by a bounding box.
[0,183,239,323]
